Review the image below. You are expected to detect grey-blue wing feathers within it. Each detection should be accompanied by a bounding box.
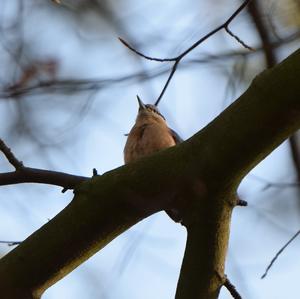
[170,128,183,144]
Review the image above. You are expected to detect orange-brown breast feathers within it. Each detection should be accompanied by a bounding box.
[124,122,176,164]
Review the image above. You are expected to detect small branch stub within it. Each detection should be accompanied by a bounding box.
[237,199,248,206]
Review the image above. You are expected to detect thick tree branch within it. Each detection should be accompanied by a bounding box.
[0,48,299,298]
[175,48,300,299]
[246,0,300,184]
[247,3,300,267]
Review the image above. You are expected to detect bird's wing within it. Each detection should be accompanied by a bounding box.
[170,128,183,144]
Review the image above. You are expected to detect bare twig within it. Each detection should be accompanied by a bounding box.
[246,0,277,68]
[0,30,298,100]
[0,240,21,246]
[224,277,243,299]
[120,0,253,106]
[248,173,300,189]
[118,38,175,62]
[0,167,88,189]
[261,229,300,279]
[224,27,254,51]
[216,271,242,299]
[0,139,24,170]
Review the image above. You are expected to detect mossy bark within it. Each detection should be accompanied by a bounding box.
[0,48,299,298]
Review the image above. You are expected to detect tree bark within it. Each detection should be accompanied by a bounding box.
[0,48,299,298]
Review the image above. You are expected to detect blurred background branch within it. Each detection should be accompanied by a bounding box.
[0,0,300,298]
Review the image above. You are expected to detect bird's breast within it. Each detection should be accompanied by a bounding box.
[124,123,176,164]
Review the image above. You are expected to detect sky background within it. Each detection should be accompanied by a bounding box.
[0,0,300,298]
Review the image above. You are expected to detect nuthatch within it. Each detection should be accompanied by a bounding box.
[124,96,182,164]
[124,96,183,221]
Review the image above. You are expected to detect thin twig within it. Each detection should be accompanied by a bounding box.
[248,173,300,189]
[216,271,242,299]
[246,0,277,68]
[261,229,300,279]
[120,0,253,106]
[1,30,298,100]
[118,38,175,62]
[225,26,254,51]
[224,277,243,299]
[0,138,24,170]
[0,240,22,246]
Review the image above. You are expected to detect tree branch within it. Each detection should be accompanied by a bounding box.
[0,167,88,190]
[1,30,298,100]
[248,173,300,189]
[0,138,88,190]
[224,27,254,51]
[120,0,253,106]
[175,48,300,299]
[0,139,24,170]
[247,0,277,68]
[261,229,300,279]
[215,272,243,299]
[0,240,21,246]
[0,47,299,298]
[224,278,242,299]
[246,3,300,273]
[289,134,300,182]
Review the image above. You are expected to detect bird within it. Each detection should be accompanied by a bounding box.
[124,96,182,164]
[124,96,183,221]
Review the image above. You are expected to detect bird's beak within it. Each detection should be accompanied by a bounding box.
[137,95,146,110]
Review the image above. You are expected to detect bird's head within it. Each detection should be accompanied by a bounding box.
[136,95,166,122]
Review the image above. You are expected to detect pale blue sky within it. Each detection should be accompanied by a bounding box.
[0,1,299,298]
